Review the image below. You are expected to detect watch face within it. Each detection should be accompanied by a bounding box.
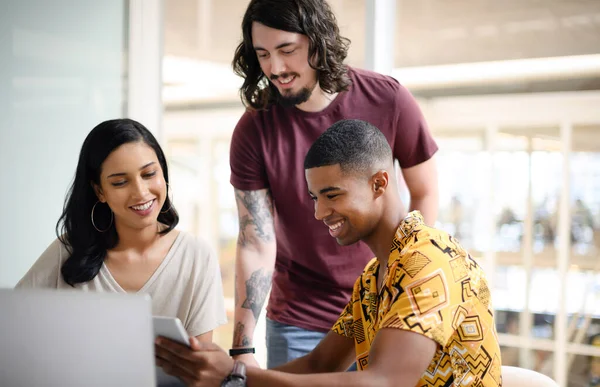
[222,377,246,387]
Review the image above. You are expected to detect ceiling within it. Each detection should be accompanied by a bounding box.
[395,0,600,67]
[163,0,600,99]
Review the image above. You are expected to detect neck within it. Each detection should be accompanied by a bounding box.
[113,221,161,253]
[295,83,338,112]
[365,197,407,267]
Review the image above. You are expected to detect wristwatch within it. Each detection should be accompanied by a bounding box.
[221,360,247,387]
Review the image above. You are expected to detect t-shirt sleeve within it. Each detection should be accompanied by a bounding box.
[15,238,65,289]
[331,273,367,339]
[379,232,470,347]
[184,237,228,337]
[391,84,438,168]
[229,110,269,191]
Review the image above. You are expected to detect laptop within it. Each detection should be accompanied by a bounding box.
[0,289,156,387]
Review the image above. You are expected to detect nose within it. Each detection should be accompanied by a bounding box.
[314,200,332,221]
[131,177,149,198]
[270,54,286,77]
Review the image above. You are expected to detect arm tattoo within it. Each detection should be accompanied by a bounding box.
[236,190,275,247]
[241,268,272,321]
[233,322,252,347]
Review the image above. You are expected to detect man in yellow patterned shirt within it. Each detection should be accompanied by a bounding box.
[302,118,502,386]
[155,118,501,387]
[331,209,502,384]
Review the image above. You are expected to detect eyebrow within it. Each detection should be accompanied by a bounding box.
[309,186,342,196]
[106,162,156,178]
[254,42,296,51]
[319,186,341,194]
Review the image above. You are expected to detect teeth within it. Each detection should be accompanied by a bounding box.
[328,220,344,231]
[132,200,153,211]
[279,76,294,84]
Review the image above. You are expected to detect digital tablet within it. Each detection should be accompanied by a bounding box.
[153,316,190,347]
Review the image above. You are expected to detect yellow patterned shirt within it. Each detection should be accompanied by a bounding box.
[332,211,502,386]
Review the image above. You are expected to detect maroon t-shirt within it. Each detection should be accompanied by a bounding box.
[229,67,438,332]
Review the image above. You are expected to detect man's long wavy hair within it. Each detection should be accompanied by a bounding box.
[232,0,351,110]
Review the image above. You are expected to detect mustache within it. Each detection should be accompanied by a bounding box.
[270,72,299,81]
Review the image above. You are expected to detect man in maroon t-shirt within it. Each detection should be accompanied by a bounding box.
[228,0,439,369]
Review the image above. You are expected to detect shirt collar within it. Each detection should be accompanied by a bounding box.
[392,210,425,253]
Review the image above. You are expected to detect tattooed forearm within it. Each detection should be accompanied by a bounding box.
[241,268,273,321]
[233,322,252,347]
[235,189,275,247]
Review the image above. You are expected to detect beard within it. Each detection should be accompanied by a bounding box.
[270,73,318,107]
[276,86,313,107]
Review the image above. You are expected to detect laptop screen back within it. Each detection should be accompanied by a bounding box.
[0,289,156,387]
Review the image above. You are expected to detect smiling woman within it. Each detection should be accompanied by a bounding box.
[15,119,227,352]
[47,119,178,287]
[96,142,169,236]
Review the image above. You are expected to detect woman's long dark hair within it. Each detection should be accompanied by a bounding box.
[232,0,351,110]
[58,119,179,286]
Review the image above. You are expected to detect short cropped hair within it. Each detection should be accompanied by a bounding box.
[304,119,393,174]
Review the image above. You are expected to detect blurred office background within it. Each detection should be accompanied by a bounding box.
[1,1,600,385]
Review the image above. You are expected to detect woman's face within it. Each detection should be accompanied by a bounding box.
[94,141,167,232]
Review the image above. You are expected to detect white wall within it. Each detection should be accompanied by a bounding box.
[0,0,127,287]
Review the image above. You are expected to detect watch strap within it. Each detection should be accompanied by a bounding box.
[221,360,247,387]
[231,360,247,379]
[229,347,255,356]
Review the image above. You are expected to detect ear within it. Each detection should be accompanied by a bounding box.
[92,182,106,203]
[371,170,390,198]
[308,51,319,68]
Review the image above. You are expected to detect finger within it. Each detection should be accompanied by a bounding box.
[156,337,190,353]
[155,343,201,366]
[189,336,202,351]
[155,355,171,372]
[156,354,199,381]
[156,337,201,361]
[155,343,211,377]
[155,343,178,361]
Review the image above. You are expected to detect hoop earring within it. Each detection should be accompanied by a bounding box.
[91,201,113,232]
[160,183,174,214]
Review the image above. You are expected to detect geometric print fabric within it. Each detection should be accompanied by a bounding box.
[331,211,502,386]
